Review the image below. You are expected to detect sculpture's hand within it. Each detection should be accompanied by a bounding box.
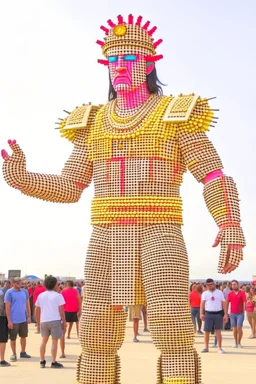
[1,139,27,190]
[212,226,245,274]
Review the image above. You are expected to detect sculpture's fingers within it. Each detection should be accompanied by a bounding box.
[218,244,228,273]
[212,230,222,248]
[1,149,10,161]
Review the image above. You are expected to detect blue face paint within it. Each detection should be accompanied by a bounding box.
[123,55,137,61]
[108,56,118,63]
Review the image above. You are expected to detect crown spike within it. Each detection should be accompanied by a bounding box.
[107,19,116,28]
[98,59,109,66]
[145,54,163,62]
[153,39,163,48]
[117,15,123,25]
[100,25,109,35]
[142,21,150,30]
[136,16,143,26]
[148,26,157,36]
[96,40,105,47]
[128,14,134,24]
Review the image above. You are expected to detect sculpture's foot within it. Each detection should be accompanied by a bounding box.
[157,349,201,384]
[76,350,120,384]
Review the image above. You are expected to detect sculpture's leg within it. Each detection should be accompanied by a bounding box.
[142,224,201,384]
[76,226,127,384]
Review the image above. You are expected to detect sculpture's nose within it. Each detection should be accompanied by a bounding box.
[116,66,126,73]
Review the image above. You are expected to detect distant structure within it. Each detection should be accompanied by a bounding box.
[8,270,21,279]
[55,276,76,282]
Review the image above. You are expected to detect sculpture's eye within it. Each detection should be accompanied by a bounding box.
[123,55,137,61]
[108,56,118,63]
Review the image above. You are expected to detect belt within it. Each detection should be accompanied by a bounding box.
[205,310,223,315]
[91,196,183,225]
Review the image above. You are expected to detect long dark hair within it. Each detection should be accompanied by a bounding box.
[108,67,165,101]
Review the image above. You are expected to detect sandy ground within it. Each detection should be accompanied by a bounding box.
[1,321,255,383]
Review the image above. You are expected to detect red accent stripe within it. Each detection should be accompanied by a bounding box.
[96,40,105,47]
[98,59,109,66]
[148,26,157,36]
[100,25,109,35]
[221,176,231,220]
[107,19,116,28]
[117,15,123,24]
[143,21,150,30]
[153,39,163,48]
[107,158,125,196]
[128,14,134,24]
[136,16,143,26]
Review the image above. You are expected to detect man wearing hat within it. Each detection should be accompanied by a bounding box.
[200,278,227,354]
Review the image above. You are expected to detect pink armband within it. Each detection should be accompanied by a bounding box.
[202,170,223,184]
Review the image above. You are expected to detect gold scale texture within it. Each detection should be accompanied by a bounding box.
[2,15,245,384]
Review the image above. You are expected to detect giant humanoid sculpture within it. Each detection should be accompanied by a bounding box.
[2,14,245,384]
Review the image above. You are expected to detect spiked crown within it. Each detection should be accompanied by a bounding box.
[97,14,163,65]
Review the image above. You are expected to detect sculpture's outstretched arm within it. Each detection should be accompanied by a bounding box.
[2,129,92,203]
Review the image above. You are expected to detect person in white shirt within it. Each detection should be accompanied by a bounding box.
[223,282,231,300]
[200,278,228,354]
[35,276,66,369]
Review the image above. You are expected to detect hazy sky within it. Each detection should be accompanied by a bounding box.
[0,0,255,280]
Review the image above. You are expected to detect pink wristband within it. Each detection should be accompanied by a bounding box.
[219,222,240,230]
[228,244,243,251]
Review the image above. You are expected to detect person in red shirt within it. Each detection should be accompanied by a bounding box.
[59,281,81,358]
[245,287,256,338]
[189,284,203,335]
[227,280,246,348]
[27,284,33,298]
[61,281,81,339]
[33,282,46,305]
[33,282,46,331]
[27,283,35,323]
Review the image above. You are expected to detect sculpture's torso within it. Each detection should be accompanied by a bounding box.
[59,93,216,304]
[89,95,186,226]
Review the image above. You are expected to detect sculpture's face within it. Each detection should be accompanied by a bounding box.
[97,15,164,96]
[108,53,153,92]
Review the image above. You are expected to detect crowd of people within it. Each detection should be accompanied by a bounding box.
[189,279,256,354]
[0,277,84,368]
[0,276,255,368]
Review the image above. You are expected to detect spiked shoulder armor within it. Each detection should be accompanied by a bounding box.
[163,94,218,134]
[56,103,101,143]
